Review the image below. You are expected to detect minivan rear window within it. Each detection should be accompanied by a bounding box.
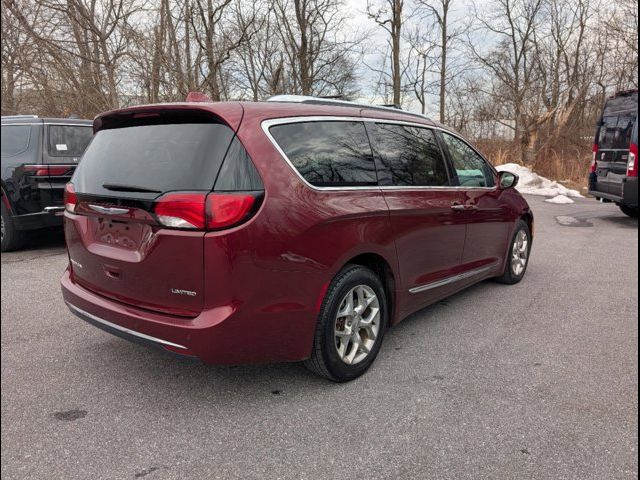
[269,121,377,187]
[72,123,235,198]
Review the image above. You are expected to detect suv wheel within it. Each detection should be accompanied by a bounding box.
[1,203,25,252]
[495,220,531,285]
[304,265,388,382]
[619,204,639,218]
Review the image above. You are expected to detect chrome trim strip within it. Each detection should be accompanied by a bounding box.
[88,204,130,215]
[261,116,498,193]
[66,302,188,350]
[43,206,64,214]
[408,262,499,294]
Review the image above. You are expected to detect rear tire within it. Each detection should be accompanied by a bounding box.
[1,202,25,252]
[619,204,638,218]
[495,220,531,285]
[304,264,388,382]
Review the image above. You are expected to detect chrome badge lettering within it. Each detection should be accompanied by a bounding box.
[171,288,197,297]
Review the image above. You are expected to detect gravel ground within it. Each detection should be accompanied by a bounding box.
[1,195,637,480]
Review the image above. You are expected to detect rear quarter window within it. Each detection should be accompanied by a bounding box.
[268,121,377,187]
[1,125,31,157]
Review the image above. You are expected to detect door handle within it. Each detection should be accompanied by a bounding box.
[451,204,478,211]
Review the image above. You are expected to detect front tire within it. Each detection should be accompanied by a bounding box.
[304,265,388,382]
[619,204,638,218]
[495,219,531,285]
[1,202,25,252]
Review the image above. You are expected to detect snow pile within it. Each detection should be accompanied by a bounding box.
[544,194,574,204]
[496,163,583,199]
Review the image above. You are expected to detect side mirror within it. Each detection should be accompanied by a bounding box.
[498,171,519,189]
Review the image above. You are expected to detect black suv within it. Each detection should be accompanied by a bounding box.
[1,115,93,251]
[588,90,638,217]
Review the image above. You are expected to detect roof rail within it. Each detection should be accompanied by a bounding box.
[266,95,431,122]
[1,114,39,119]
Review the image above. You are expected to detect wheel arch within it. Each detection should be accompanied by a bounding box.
[340,252,397,327]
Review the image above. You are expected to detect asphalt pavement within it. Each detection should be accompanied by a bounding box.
[1,195,638,480]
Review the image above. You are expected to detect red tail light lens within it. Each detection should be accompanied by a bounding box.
[590,144,598,173]
[24,164,50,176]
[154,193,206,229]
[627,143,638,177]
[153,192,258,230]
[206,193,256,230]
[64,183,77,213]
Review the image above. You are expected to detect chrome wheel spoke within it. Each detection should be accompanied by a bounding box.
[334,284,381,365]
[510,230,529,276]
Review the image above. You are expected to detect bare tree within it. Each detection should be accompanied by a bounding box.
[367,0,404,105]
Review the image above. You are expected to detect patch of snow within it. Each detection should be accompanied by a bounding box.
[545,194,574,204]
[496,163,583,198]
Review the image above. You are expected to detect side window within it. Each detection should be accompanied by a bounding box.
[440,132,495,188]
[269,121,376,187]
[48,125,93,157]
[367,123,450,186]
[214,136,264,191]
[1,125,31,157]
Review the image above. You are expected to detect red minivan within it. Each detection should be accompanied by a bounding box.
[61,96,533,381]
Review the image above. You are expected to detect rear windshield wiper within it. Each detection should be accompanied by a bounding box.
[102,183,161,194]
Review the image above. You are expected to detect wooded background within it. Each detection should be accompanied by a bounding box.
[2,0,638,185]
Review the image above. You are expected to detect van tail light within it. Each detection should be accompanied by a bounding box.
[153,192,258,230]
[627,143,638,177]
[206,194,256,229]
[154,193,206,229]
[64,183,77,213]
[590,144,598,173]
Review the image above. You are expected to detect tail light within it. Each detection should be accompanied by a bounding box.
[153,192,258,230]
[64,183,77,213]
[590,144,598,173]
[24,165,71,176]
[154,193,206,229]
[627,143,638,177]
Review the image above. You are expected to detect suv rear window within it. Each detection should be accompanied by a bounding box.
[269,121,377,187]
[599,113,636,150]
[72,123,235,198]
[48,125,93,157]
[1,125,31,157]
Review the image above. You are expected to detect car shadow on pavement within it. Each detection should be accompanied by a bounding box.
[78,279,501,399]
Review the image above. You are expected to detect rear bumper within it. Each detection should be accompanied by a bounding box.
[589,174,638,207]
[61,268,315,364]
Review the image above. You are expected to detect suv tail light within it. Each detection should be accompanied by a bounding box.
[153,192,258,230]
[590,144,598,173]
[627,143,638,177]
[64,183,77,213]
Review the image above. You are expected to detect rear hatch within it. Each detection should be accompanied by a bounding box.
[65,108,241,317]
[593,93,638,195]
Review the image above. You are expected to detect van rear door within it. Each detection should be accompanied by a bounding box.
[594,110,636,194]
[65,111,239,317]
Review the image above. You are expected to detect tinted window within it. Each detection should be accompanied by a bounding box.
[1,125,31,157]
[269,121,376,187]
[441,132,495,188]
[214,136,264,191]
[598,113,636,150]
[367,123,449,186]
[48,125,93,157]
[73,123,235,198]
